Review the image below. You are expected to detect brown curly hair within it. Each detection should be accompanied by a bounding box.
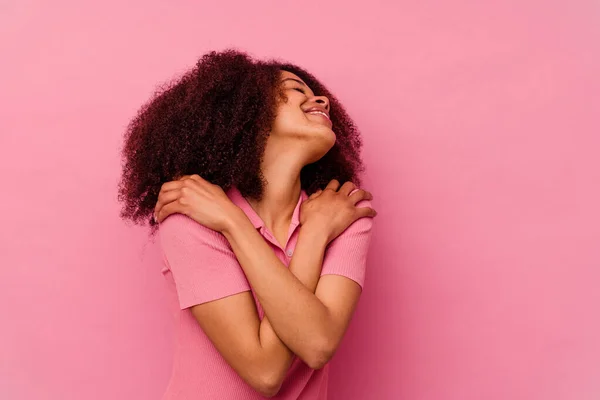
[118,49,364,233]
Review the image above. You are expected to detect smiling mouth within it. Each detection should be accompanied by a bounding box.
[306,110,332,126]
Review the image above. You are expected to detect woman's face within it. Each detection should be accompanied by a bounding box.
[269,70,336,163]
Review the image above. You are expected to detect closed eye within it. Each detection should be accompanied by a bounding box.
[293,87,306,94]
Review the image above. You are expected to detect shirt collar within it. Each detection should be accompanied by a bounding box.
[227,186,308,230]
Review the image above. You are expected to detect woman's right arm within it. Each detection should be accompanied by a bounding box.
[187,292,291,397]
[159,213,326,397]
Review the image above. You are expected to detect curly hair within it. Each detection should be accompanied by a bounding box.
[118,49,364,233]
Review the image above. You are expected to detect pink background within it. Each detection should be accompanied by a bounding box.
[1,1,599,399]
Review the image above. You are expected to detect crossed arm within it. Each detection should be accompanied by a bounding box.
[159,204,372,397]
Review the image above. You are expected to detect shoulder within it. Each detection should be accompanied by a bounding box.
[159,213,229,249]
[332,197,375,246]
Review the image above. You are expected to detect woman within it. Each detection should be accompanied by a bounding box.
[118,49,377,399]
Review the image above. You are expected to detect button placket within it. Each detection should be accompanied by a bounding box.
[260,228,282,250]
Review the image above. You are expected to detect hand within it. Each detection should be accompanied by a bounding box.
[154,174,240,233]
[300,180,377,245]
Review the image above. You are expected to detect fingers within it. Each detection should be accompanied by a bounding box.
[160,179,186,192]
[338,181,356,196]
[155,200,186,223]
[355,206,378,219]
[163,174,205,192]
[185,174,208,184]
[325,179,340,191]
[154,174,206,224]
[154,188,181,218]
[349,189,373,204]
[170,174,206,186]
[309,189,323,200]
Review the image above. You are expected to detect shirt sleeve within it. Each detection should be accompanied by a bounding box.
[158,213,251,309]
[320,197,374,289]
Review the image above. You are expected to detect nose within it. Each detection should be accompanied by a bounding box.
[314,95,330,112]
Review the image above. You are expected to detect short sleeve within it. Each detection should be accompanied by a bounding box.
[159,213,251,309]
[320,198,374,288]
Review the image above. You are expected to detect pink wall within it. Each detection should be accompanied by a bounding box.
[1,1,599,399]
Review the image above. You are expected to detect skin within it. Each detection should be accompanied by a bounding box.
[154,71,377,397]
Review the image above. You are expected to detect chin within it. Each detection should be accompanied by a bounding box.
[305,131,336,163]
[311,126,335,145]
[314,124,336,142]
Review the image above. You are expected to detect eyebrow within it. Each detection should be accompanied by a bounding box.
[282,78,307,87]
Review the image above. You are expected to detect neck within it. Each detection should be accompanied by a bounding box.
[246,147,304,233]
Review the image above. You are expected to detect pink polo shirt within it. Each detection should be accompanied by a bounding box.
[158,186,373,400]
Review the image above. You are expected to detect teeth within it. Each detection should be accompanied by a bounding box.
[308,111,329,120]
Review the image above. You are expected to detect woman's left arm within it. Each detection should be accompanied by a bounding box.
[222,201,373,370]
